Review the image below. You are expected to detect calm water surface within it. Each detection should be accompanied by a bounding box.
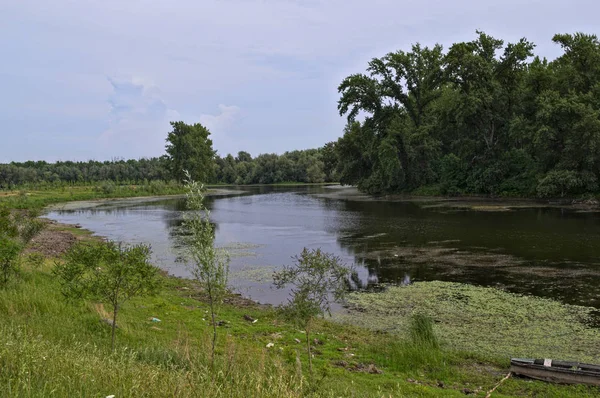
[46,186,600,308]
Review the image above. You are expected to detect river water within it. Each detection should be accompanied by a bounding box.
[45,186,600,308]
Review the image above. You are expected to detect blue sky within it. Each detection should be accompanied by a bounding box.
[0,0,598,162]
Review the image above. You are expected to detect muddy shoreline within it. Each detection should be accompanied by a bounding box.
[42,188,247,212]
[316,186,600,212]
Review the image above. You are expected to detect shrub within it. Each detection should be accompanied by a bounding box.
[54,241,161,351]
[273,248,353,374]
[537,170,581,198]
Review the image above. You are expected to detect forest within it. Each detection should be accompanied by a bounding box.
[335,31,600,197]
[2,31,600,198]
[0,148,336,189]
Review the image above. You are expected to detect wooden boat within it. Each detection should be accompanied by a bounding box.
[510,358,600,386]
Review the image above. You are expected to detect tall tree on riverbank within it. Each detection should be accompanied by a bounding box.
[337,43,445,193]
[165,122,216,182]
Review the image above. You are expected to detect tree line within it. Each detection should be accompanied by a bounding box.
[3,32,599,198]
[0,144,336,190]
[334,31,600,197]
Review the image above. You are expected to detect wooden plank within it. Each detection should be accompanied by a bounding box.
[516,359,600,373]
[510,363,600,387]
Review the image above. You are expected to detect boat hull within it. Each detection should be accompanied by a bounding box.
[510,359,600,387]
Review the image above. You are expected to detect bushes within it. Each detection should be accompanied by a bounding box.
[536,169,600,199]
[439,154,467,196]
[97,181,116,195]
[0,238,21,285]
[0,206,44,286]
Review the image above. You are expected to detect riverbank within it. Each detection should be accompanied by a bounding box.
[5,183,598,213]
[2,222,598,397]
[3,190,600,396]
[314,186,600,212]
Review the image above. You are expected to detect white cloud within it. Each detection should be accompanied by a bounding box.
[199,105,241,134]
[99,76,180,159]
[198,104,242,156]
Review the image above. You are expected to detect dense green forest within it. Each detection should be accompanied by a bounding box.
[0,149,335,189]
[335,31,600,197]
[2,32,600,198]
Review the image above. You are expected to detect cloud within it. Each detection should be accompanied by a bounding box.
[198,104,242,156]
[99,76,180,159]
[199,104,241,134]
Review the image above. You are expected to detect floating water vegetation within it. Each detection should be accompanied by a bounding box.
[336,281,600,363]
[229,264,278,283]
[218,242,264,258]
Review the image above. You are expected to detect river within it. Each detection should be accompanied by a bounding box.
[45,186,600,308]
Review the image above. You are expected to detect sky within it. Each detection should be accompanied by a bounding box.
[0,0,598,163]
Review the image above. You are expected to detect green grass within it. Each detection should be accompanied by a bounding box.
[0,183,187,210]
[2,256,599,397]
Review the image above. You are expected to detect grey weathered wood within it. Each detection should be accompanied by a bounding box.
[510,359,600,387]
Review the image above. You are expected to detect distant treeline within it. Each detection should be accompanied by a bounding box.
[214,149,336,185]
[334,32,600,197]
[0,148,336,189]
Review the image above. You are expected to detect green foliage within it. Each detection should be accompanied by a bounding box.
[334,31,600,198]
[54,241,161,350]
[25,252,45,270]
[182,172,230,366]
[408,313,439,349]
[0,205,44,286]
[536,170,583,198]
[0,238,21,285]
[0,157,172,189]
[273,248,352,373]
[214,149,334,185]
[97,181,116,194]
[165,122,216,182]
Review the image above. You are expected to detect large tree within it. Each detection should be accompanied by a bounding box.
[337,43,445,193]
[165,122,216,182]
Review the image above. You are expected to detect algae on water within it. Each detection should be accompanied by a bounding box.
[336,281,600,363]
[229,264,278,283]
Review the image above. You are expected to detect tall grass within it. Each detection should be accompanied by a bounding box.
[409,313,439,349]
[0,324,304,398]
[0,265,302,397]
[0,181,185,210]
[0,261,315,397]
[368,313,452,381]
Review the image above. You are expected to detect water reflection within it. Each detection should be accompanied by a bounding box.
[46,186,600,308]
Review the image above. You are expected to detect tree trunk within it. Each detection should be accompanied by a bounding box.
[111,303,118,353]
[306,327,312,375]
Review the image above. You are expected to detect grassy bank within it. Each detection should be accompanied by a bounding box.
[0,183,186,210]
[0,182,338,211]
[2,192,600,396]
[5,245,599,397]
